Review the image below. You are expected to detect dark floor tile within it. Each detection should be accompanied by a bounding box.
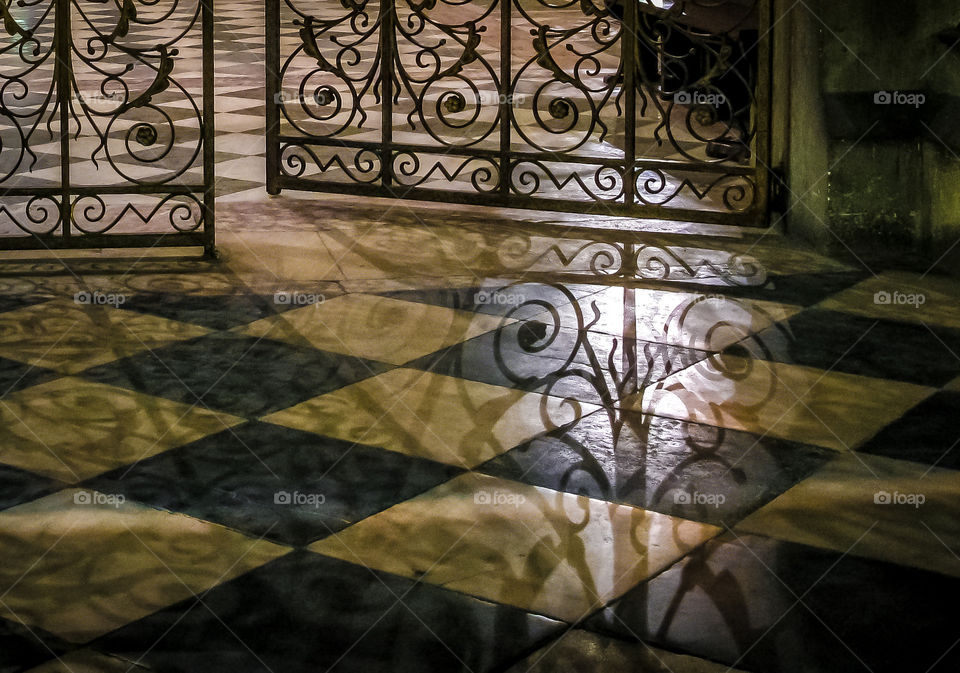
[119,293,303,331]
[94,551,564,673]
[0,616,71,673]
[0,295,51,316]
[408,323,706,405]
[749,308,960,386]
[0,465,62,512]
[696,270,868,307]
[0,358,57,397]
[79,333,391,418]
[858,391,960,470]
[478,410,831,527]
[85,422,463,546]
[584,533,960,673]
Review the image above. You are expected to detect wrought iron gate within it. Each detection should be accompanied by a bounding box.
[0,0,214,252]
[266,0,770,226]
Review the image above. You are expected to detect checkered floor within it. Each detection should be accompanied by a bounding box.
[0,209,958,672]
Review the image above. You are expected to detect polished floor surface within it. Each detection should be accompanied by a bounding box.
[1,2,959,673]
[0,196,959,673]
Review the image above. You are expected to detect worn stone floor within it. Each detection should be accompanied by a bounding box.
[0,195,958,672]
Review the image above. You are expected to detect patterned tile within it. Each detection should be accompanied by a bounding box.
[239,293,510,366]
[0,489,289,643]
[407,321,709,405]
[0,378,243,482]
[0,300,211,375]
[749,308,960,386]
[0,617,70,673]
[0,356,57,397]
[80,332,390,418]
[86,422,463,546]
[633,353,935,451]
[264,368,600,469]
[818,271,960,330]
[118,292,308,331]
[736,452,960,578]
[94,550,564,673]
[585,533,960,673]
[310,472,720,622]
[479,409,831,527]
[858,391,960,470]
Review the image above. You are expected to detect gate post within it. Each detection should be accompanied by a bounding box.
[380,0,396,190]
[621,0,637,210]
[203,0,217,255]
[265,0,282,196]
[55,0,72,239]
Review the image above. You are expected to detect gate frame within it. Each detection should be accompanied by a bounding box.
[265,0,773,228]
[0,0,216,255]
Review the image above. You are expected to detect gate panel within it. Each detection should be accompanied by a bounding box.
[0,0,214,251]
[267,0,770,226]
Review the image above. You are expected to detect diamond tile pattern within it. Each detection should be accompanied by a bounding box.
[0,263,957,672]
[0,1,955,668]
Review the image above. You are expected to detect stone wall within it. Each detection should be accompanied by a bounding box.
[775,0,960,265]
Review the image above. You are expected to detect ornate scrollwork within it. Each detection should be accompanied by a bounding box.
[0,0,212,246]
[272,0,765,218]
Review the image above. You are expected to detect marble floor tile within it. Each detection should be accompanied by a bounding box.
[858,391,960,470]
[818,270,960,330]
[264,368,600,468]
[86,422,463,546]
[736,452,960,578]
[633,354,935,451]
[0,378,243,482]
[479,409,831,527]
[79,331,391,418]
[0,489,289,643]
[93,550,564,673]
[0,299,211,375]
[309,472,720,622]
[587,532,960,673]
[239,292,510,366]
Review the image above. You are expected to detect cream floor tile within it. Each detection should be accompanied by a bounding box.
[632,354,934,451]
[505,629,750,673]
[309,472,720,622]
[0,300,211,374]
[736,452,960,578]
[239,292,508,365]
[218,230,344,281]
[0,378,244,482]
[817,271,960,330]
[0,489,289,643]
[263,368,600,468]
